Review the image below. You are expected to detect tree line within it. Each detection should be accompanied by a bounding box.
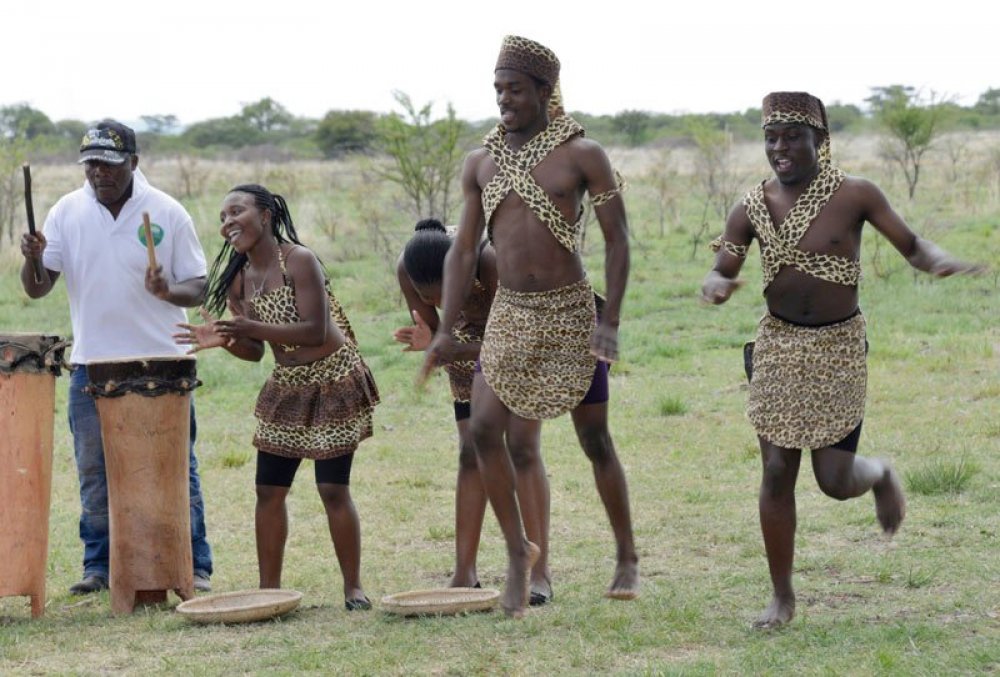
[3,86,1000,161]
[1,85,997,247]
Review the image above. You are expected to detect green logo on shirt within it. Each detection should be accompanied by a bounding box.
[138,222,164,247]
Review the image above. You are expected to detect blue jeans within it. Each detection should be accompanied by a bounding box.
[68,366,213,579]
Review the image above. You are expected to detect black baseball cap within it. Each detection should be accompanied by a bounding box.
[78,120,138,165]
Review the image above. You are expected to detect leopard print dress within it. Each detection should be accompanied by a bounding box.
[711,165,867,449]
[248,246,379,459]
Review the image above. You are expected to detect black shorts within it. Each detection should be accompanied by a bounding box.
[830,420,863,453]
[453,400,471,422]
[255,450,355,487]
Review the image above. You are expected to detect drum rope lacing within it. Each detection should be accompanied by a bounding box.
[0,339,72,376]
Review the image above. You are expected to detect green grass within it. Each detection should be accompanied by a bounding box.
[1,146,999,674]
[658,395,688,416]
[905,457,981,496]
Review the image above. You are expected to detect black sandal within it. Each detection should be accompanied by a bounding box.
[529,589,552,607]
[345,596,372,611]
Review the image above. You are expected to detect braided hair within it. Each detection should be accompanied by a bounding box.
[402,218,452,287]
[205,184,303,315]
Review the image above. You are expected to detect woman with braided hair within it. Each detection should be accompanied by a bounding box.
[175,184,379,611]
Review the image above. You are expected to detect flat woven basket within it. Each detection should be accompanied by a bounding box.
[381,587,500,616]
[176,589,302,624]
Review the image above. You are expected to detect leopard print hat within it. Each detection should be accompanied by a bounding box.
[495,35,560,86]
[496,35,564,118]
[761,91,832,165]
[761,91,829,132]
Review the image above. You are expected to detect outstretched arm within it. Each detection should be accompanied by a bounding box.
[858,178,981,276]
[174,287,265,362]
[702,202,752,304]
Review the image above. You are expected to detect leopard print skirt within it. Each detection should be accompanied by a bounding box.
[254,344,380,459]
[444,320,485,404]
[748,313,866,450]
[481,278,596,420]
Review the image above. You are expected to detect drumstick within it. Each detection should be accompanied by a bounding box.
[142,211,158,270]
[22,163,44,284]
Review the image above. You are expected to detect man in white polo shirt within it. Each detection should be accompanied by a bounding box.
[20,120,214,594]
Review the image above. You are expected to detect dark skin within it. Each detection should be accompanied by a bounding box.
[174,191,366,606]
[702,122,979,629]
[395,247,554,595]
[423,69,636,616]
[20,155,205,306]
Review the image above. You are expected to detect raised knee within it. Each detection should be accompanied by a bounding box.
[816,476,852,501]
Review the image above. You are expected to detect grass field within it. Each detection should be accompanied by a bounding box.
[1,135,998,675]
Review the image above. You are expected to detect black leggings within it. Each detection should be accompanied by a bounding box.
[255,450,355,487]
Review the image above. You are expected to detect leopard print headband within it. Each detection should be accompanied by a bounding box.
[761,91,832,165]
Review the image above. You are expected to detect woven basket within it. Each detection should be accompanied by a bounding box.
[381,587,500,616]
[175,589,302,624]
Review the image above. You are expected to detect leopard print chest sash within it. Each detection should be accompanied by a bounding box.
[481,115,586,253]
[247,245,357,352]
[743,165,861,290]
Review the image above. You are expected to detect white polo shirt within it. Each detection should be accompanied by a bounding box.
[42,168,207,364]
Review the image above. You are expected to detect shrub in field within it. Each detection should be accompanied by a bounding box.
[904,456,979,495]
[658,395,687,416]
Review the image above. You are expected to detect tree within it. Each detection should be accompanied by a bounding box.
[825,103,864,133]
[0,133,31,246]
[0,103,55,139]
[240,97,292,133]
[867,85,946,199]
[373,91,465,222]
[54,119,88,141]
[181,116,263,148]
[140,114,180,135]
[684,118,747,258]
[612,110,651,147]
[315,110,379,158]
[974,88,1000,116]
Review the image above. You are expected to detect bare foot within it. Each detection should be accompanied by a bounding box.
[873,461,906,536]
[501,541,540,619]
[604,558,640,600]
[752,595,795,629]
[449,572,479,588]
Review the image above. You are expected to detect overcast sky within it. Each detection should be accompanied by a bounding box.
[4,0,996,127]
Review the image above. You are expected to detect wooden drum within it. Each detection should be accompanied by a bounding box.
[85,357,201,613]
[0,333,67,618]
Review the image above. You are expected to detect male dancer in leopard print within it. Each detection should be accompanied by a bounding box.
[423,35,638,618]
[702,91,979,629]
